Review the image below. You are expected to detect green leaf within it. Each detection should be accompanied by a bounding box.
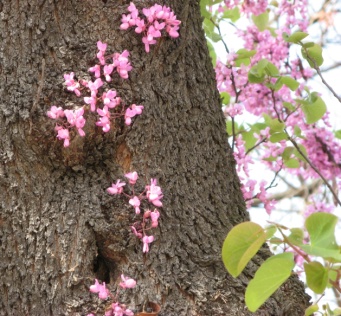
[248,59,269,83]
[222,6,240,22]
[328,265,341,288]
[284,31,309,44]
[300,213,341,260]
[269,237,283,245]
[276,76,300,91]
[245,252,295,312]
[220,92,231,105]
[304,261,328,294]
[293,144,308,161]
[265,61,279,77]
[302,42,315,48]
[284,158,300,168]
[242,130,257,150]
[333,307,341,316]
[252,11,269,31]
[283,102,295,112]
[200,0,211,18]
[299,95,327,124]
[263,114,285,133]
[287,228,304,246]
[282,147,294,160]
[235,49,256,67]
[222,222,267,277]
[269,132,287,143]
[335,130,341,140]
[305,304,319,316]
[301,43,324,67]
[294,125,304,138]
[265,225,277,239]
[306,213,338,248]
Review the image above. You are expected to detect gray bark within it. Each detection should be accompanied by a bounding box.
[0,0,310,315]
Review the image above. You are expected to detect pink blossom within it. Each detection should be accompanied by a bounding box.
[111,303,134,316]
[150,210,160,228]
[89,279,109,300]
[102,90,121,109]
[96,41,107,65]
[103,64,114,82]
[47,106,65,119]
[120,14,134,30]
[125,171,138,185]
[119,274,137,289]
[64,72,81,96]
[142,235,154,253]
[129,196,141,214]
[125,104,144,125]
[96,106,111,132]
[89,64,101,78]
[146,179,163,207]
[107,180,126,195]
[64,108,86,136]
[135,18,146,33]
[56,127,70,147]
[113,50,132,79]
[131,226,143,239]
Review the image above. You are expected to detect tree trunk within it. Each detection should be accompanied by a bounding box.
[0,0,310,315]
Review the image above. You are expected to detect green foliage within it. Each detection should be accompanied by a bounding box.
[252,11,269,31]
[220,92,231,105]
[283,31,309,43]
[305,304,319,316]
[221,222,267,277]
[245,252,295,312]
[300,213,341,260]
[304,261,328,294]
[235,49,256,67]
[222,213,341,312]
[274,76,300,91]
[334,129,341,139]
[248,59,280,83]
[222,7,240,22]
[302,43,324,67]
[297,92,327,124]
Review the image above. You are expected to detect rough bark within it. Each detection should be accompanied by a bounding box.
[0,0,310,315]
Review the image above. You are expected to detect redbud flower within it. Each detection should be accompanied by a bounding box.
[125,171,138,185]
[131,226,143,239]
[89,279,109,300]
[103,64,114,82]
[142,235,154,253]
[146,179,163,207]
[125,104,144,125]
[107,180,126,195]
[150,210,160,228]
[96,106,111,132]
[129,196,141,214]
[119,274,137,289]
[89,64,101,78]
[56,128,70,147]
[64,72,81,96]
[47,106,65,119]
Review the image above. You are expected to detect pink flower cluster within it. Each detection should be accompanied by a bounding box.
[120,2,181,52]
[214,0,341,215]
[47,42,144,147]
[88,275,136,316]
[47,106,86,147]
[107,171,162,253]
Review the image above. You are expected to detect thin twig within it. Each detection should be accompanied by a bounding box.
[287,133,341,207]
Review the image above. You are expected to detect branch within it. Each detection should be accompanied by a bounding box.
[287,134,341,207]
[251,179,323,207]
